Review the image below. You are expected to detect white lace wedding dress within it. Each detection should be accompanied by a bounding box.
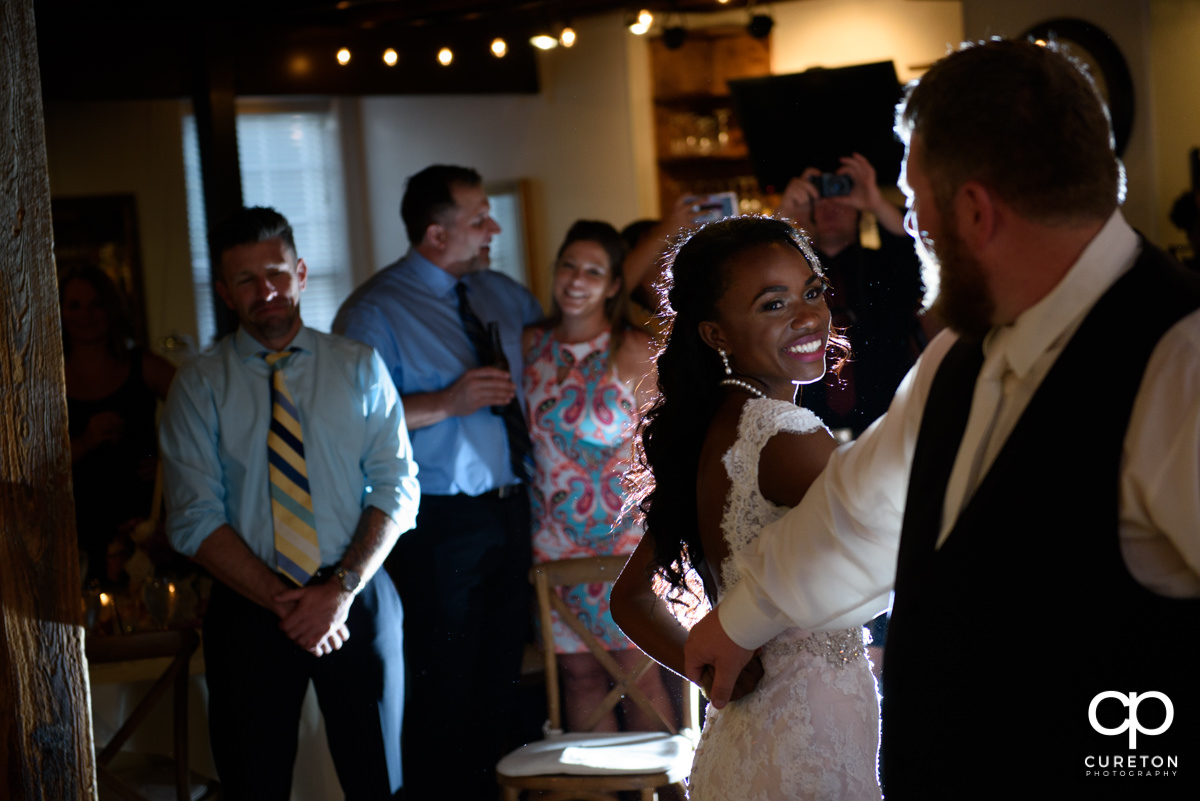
[688,398,881,801]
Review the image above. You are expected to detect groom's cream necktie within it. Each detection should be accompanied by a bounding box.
[939,345,1012,547]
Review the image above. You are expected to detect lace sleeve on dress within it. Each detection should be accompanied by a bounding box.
[717,398,827,594]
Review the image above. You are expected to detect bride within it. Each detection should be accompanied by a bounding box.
[611,216,881,800]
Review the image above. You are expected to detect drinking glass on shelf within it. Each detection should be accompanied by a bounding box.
[143,576,177,630]
[113,594,139,635]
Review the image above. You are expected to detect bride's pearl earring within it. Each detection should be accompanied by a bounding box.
[718,348,732,376]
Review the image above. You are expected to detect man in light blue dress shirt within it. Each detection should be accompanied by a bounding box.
[162,207,419,800]
[334,166,543,800]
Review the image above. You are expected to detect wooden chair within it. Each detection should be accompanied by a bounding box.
[86,628,205,801]
[496,556,699,801]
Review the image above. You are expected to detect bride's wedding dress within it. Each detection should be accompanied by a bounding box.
[688,398,882,801]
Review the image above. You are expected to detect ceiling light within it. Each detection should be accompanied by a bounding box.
[336,47,351,65]
[438,47,453,66]
[382,48,398,66]
[530,34,558,50]
[629,9,653,35]
[560,27,577,48]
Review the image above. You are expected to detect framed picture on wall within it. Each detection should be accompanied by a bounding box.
[51,193,148,348]
[485,179,539,293]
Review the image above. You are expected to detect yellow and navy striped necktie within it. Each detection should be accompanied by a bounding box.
[263,349,319,586]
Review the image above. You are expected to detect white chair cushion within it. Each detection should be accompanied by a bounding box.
[496,731,694,778]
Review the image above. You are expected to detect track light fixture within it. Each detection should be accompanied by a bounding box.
[747,13,774,39]
[663,26,687,50]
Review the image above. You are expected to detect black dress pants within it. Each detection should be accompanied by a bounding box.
[203,572,404,801]
[388,488,532,801]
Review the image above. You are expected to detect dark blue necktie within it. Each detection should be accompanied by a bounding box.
[455,282,532,484]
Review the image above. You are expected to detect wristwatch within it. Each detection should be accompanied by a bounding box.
[333,566,362,595]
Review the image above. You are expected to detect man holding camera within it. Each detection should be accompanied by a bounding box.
[777,152,928,437]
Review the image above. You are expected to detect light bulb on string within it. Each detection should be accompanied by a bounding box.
[491,38,508,57]
[438,47,453,66]
[383,48,398,66]
[560,27,576,48]
[530,34,558,50]
[336,47,351,65]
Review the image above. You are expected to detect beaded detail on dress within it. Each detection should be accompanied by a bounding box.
[761,626,864,666]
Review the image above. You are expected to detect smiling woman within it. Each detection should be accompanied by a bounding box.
[613,216,879,801]
[521,219,674,734]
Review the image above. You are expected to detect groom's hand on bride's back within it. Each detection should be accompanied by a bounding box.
[685,608,756,708]
[700,653,764,703]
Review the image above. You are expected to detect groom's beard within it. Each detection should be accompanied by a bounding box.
[918,210,995,343]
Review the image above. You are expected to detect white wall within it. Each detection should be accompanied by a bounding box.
[961,0,1159,237]
[358,13,644,305]
[770,0,963,84]
[43,100,197,348]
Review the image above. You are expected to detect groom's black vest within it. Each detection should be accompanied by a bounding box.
[881,243,1200,799]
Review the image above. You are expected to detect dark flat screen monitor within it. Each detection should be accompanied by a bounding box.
[729,61,905,193]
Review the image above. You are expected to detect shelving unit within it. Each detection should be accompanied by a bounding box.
[649,27,771,215]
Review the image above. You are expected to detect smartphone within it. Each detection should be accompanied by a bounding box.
[692,191,738,224]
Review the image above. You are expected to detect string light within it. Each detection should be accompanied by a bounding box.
[336,47,351,65]
[382,48,398,66]
[491,38,508,57]
[560,27,576,48]
[630,10,653,35]
[438,47,453,65]
[530,34,558,50]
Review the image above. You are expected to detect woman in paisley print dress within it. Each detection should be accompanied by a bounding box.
[522,220,674,732]
[613,216,881,800]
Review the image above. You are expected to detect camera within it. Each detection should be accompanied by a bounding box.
[810,173,854,198]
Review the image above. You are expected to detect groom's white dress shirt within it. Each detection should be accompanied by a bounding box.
[719,211,1200,649]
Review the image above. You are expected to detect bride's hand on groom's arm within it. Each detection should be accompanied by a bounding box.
[685,609,756,709]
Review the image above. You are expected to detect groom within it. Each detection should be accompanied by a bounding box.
[685,39,1200,799]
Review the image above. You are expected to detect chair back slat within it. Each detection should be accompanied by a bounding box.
[530,557,680,736]
[531,566,562,731]
[536,555,628,587]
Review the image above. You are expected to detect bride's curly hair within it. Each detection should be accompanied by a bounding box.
[626,215,847,603]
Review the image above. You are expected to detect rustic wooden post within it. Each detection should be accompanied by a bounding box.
[1,1,97,799]
[192,26,243,341]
